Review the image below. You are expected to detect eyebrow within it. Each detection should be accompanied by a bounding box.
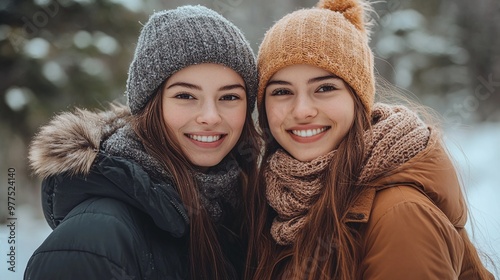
[267,75,341,87]
[166,82,201,90]
[166,82,245,91]
[219,84,245,91]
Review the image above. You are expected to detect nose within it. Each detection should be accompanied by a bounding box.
[291,93,318,120]
[196,100,222,125]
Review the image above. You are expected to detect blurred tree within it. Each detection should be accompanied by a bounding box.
[454,0,500,123]
[1,0,143,135]
[370,0,500,125]
[0,0,146,214]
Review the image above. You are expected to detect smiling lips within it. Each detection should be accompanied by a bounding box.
[188,134,223,143]
[186,133,226,147]
[288,126,330,143]
[290,127,329,137]
[187,127,328,145]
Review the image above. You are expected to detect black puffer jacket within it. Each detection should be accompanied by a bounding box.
[25,106,245,280]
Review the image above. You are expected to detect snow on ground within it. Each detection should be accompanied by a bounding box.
[444,123,500,276]
[0,205,52,280]
[1,123,499,280]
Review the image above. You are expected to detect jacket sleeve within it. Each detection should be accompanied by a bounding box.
[360,186,465,279]
[24,197,143,280]
[24,250,133,280]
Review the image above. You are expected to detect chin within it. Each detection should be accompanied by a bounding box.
[191,158,224,169]
[295,156,316,162]
[290,149,328,162]
[288,152,311,162]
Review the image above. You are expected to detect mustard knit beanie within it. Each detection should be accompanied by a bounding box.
[257,0,375,114]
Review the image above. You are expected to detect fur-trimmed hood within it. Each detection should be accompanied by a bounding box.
[28,104,188,235]
[29,104,130,179]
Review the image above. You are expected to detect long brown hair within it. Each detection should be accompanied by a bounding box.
[133,81,260,280]
[245,83,370,280]
[246,77,496,279]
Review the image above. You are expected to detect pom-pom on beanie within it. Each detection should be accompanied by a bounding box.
[127,5,257,115]
[257,0,375,114]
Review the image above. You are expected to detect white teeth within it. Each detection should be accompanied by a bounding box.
[189,134,222,143]
[291,127,327,137]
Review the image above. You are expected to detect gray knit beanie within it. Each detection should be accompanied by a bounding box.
[126,5,257,115]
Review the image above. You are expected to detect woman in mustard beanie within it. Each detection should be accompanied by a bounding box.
[246,0,494,279]
[25,5,259,280]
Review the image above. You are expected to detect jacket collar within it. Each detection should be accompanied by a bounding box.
[29,105,189,236]
[347,134,467,229]
[345,188,375,223]
[29,104,130,179]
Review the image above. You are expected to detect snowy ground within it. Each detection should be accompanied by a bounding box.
[1,123,499,279]
[444,123,500,276]
[0,205,52,280]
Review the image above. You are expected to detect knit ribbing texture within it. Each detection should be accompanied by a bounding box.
[265,103,431,245]
[257,0,374,114]
[102,124,241,222]
[194,160,241,222]
[266,149,336,245]
[127,5,257,114]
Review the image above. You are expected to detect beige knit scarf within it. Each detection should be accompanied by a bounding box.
[265,103,431,245]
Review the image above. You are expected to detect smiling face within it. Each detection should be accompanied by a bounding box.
[264,64,355,161]
[162,63,247,169]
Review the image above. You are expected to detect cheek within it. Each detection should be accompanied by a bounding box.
[162,104,185,131]
[265,101,284,125]
[340,100,355,126]
[224,106,246,133]
[266,106,287,131]
[162,115,181,135]
[265,109,286,141]
[325,102,355,130]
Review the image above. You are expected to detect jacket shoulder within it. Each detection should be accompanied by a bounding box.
[26,196,190,279]
[359,186,465,279]
[25,197,149,280]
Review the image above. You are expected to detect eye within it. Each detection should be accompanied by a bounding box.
[174,93,195,99]
[270,88,292,96]
[317,84,338,92]
[220,94,241,101]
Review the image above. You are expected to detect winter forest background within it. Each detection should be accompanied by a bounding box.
[1,0,499,279]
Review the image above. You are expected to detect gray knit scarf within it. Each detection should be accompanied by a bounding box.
[102,124,241,222]
[265,103,431,245]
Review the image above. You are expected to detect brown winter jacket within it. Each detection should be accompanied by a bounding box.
[346,135,494,279]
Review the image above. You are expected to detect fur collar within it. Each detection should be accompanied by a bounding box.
[29,104,131,179]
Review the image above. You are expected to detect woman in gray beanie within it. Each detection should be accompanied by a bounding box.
[25,5,259,280]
